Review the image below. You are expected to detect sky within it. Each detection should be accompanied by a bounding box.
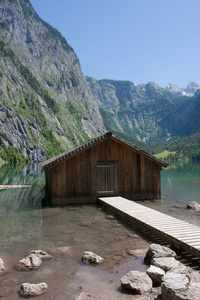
[29,0,200,88]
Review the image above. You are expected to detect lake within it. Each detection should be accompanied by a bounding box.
[142,161,200,227]
[0,161,200,299]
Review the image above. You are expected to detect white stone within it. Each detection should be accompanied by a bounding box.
[20,282,48,296]
[161,272,190,300]
[187,201,200,211]
[146,265,165,285]
[82,251,104,264]
[17,254,42,270]
[120,270,152,294]
[0,258,5,272]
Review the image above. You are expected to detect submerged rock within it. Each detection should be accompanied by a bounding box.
[187,201,200,211]
[17,254,42,270]
[144,243,177,265]
[51,246,72,256]
[82,251,104,264]
[20,282,48,296]
[120,270,152,294]
[79,221,93,226]
[106,215,115,220]
[30,250,52,260]
[0,258,5,272]
[126,249,146,257]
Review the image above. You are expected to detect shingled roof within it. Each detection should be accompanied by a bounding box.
[41,132,169,169]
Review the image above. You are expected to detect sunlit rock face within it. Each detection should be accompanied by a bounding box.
[0,0,105,161]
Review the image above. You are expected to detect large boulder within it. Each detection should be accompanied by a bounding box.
[152,257,180,272]
[144,243,177,265]
[0,258,5,272]
[20,282,48,296]
[161,272,190,300]
[186,271,200,299]
[17,254,42,270]
[161,269,200,300]
[82,251,104,264]
[187,201,200,211]
[146,265,165,285]
[120,270,152,294]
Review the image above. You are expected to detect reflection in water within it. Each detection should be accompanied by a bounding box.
[0,162,44,186]
[0,162,200,299]
[142,161,200,226]
[0,163,149,299]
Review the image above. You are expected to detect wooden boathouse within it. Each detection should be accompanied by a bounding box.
[42,132,168,205]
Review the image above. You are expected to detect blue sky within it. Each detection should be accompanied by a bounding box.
[30,0,200,88]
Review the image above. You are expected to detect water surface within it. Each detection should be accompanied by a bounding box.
[0,161,200,299]
[142,161,200,226]
[0,163,148,299]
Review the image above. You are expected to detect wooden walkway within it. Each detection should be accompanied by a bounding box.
[0,185,31,189]
[99,196,200,258]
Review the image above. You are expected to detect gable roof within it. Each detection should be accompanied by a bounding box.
[42,132,169,169]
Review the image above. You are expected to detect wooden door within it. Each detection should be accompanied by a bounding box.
[96,161,118,196]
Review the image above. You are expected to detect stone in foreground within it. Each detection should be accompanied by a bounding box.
[161,272,190,300]
[120,270,152,294]
[20,282,48,296]
[152,257,180,271]
[187,201,200,211]
[146,265,165,285]
[162,265,200,299]
[82,251,104,264]
[0,258,5,272]
[17,254,42,270]
[144,243,177,265]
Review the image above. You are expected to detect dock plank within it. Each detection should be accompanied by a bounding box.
[99,196,200,258]
[0,185,31,189]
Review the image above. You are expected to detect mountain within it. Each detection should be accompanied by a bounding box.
[86,77,195,146]
[0,0,105,162]
[0,0,199,163]
[161,90,200,138]
[165,82,200,97]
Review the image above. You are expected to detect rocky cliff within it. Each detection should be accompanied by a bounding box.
[1,0,200,163]
[86,77,194,145]
[0,0,105,161]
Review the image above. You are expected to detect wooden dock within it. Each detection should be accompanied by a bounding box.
[99,196,200,258]
[0,185,31,189]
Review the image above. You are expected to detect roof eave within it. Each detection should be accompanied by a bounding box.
[41,131,169,169]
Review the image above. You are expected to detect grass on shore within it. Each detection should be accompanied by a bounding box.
[154,150,176,160]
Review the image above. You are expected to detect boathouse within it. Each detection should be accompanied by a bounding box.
[42,132,168,205]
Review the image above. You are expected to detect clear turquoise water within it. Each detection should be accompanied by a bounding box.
[142,161,200,226]
[0,161,199,299]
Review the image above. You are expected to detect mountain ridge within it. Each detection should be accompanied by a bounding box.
[0,0,199,163]
[86,76,200,159]
[0,0,105,162]
[165,82,200,97]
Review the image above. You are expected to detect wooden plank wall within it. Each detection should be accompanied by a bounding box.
[47,139,161,205]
